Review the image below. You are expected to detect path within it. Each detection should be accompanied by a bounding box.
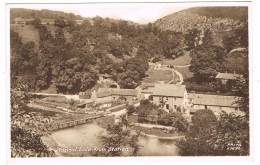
[132,123,174,130]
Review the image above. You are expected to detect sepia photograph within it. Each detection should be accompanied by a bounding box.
[7,1,252,160]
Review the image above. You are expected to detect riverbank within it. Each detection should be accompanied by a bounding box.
[130,125,185,138]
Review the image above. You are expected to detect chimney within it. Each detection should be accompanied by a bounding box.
[234,70,236,74]
[225,71,227,74]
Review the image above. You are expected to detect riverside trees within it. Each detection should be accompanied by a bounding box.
[177,109,249,156]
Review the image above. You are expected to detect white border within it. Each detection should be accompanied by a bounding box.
[2,0,259,165]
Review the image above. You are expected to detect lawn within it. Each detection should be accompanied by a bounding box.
[10,24,72,46]
[11,24,39,45]
[143,66,173,83]
[174,67,193,80]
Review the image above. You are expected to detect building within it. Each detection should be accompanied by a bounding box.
[135,82,155,100]
[151,83,188,114]
[187,93,244,116]
[215,72,242,84]
[91,88,138,104]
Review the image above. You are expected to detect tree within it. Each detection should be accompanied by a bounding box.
[232,73,249,118]
[222,25,248,52]
[201,28,214,47]
[92,122,140,156]
[160,31,184,59]
[54,28,66,47]
[52,59,98,94]
[189,45,226,82]
[177,109,249,156]
[177,109,218,156]
[212,111,249,156]
[157,112,189,132]
[127,105,136,116]
[184,28,201,50]
[33,18,41,27]
[54,18,67,28]
[11,88,55,157]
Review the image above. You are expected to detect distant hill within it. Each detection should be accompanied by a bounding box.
[185,7,248,21]
[10,8,83,20]
[154,7,248,33]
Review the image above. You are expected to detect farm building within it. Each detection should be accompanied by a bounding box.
[187,93,244,116]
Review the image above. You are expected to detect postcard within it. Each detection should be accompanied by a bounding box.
[6,1,253,164]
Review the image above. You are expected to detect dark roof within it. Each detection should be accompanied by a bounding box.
[138,82,156,90]
[152,84,186,97]
[215,72,242,80]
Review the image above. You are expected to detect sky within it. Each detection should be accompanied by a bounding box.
[8,3,190,24]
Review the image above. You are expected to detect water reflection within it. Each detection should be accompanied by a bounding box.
[50,123,178,156]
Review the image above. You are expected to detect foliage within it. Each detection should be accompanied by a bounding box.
[136,100,158,123]
[54,18,67,28]
[157,112,189,132]
[92,122,141,157]
[52,59,98,94]
[127,105,136,116]
[222,26,248,52]
[11,89,55,157]
[189,45,226,82]
[232,73,249,118]
[184,28,201,50]
[177,109,249,156]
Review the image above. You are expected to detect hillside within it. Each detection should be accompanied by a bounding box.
[154,7,248,33]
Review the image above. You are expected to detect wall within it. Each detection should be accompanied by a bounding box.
[153,95,184,112]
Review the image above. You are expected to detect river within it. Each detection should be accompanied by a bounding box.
[44,123,179,157]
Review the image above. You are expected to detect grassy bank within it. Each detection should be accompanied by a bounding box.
[130,125,185,138]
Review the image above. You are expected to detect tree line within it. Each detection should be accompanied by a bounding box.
[11,16,185,94]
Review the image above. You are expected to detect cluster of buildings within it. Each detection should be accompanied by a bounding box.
[80,78,243,117]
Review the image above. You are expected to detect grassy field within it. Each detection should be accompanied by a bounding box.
[10,24,72,46]
[143,66,173,83]
[160,51,191,66]
[174,67,193,80]
[11,24,40,45]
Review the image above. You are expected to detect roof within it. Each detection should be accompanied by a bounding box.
[138,82,155,90]
[152,84,186,97]
[188,93,239,107]
[96,88,138,98]
[215,72,242,80]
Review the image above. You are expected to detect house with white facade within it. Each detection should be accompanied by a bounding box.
[150,83,188,114]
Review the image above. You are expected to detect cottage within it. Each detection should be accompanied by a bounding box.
[151,83,188,114]
[215,72,242,84]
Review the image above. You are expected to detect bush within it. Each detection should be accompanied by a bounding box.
[158,112,189,132]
